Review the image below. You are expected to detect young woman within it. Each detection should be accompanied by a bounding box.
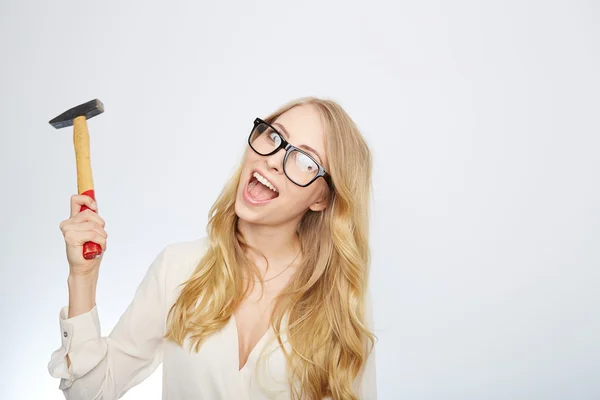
[48,97,377,399]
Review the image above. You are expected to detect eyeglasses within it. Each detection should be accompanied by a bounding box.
[248,118,333,189]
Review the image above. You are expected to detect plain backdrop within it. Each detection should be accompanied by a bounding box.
[1,0,598,399]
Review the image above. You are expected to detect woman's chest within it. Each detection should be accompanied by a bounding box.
[234,288,279,370]
[161,317,293,399]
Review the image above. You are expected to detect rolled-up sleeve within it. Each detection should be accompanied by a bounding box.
[48,304,107,393]
[47,245,173,399]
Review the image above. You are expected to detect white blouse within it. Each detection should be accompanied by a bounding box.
[47,237,378,399]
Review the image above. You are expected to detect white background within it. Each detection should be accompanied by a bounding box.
[1,1,599,399]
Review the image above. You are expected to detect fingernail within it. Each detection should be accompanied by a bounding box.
[91,202,97,209]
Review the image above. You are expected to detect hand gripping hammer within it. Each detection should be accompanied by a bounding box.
[49,99,104,260]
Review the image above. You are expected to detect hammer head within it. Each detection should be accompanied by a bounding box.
[49,99,104,129]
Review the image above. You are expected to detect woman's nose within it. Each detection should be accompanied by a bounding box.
[265,147,285,173]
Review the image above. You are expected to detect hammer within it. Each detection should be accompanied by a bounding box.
[49,99,104,260]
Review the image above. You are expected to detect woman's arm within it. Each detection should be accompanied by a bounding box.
[47,246,173,399]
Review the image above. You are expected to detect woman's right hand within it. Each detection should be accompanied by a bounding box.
[59,194,108,277]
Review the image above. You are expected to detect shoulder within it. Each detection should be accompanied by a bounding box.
[157,236,211,293]
[162,236,210,262]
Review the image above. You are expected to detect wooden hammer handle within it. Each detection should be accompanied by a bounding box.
[73,116,103,260]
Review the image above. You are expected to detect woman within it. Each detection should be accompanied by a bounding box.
[48,97,378,399]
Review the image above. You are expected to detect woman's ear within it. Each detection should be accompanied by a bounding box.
[309,186,330,212]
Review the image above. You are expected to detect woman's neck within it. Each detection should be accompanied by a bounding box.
[236,219,301,267]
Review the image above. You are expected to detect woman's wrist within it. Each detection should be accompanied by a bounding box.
[67,274,98,318]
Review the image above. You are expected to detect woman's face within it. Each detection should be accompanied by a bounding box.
[235,104,330,227]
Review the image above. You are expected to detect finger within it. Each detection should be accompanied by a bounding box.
[70,194,98,218]
[64,231,107,251]
[72,209,105,227]
[63,221,108,238]
[61,211,105,232]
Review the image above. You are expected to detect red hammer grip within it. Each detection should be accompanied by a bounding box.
[80,190,103,260]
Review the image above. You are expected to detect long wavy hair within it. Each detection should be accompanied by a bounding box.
[164,97,376,399]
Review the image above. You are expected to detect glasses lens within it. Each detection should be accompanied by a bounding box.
[284,149,319,186]
[249,122,282,155]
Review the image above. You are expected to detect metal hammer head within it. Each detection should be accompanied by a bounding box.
[49,99,104,129]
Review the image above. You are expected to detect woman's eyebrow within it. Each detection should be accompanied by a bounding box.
[272,122,324,162]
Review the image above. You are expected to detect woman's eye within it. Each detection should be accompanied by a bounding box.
[269,132,281,145]
[296,153,315,171]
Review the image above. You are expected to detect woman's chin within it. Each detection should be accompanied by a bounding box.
[234,191,260,222]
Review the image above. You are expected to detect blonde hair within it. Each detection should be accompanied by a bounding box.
[164,97,376,399]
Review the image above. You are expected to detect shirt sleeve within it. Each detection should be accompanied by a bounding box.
[353,287,378,400]
[47,245,173,399]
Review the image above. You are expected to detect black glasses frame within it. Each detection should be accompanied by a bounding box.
[248,118,333,189]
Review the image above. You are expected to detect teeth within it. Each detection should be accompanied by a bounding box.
[253,172,278,193]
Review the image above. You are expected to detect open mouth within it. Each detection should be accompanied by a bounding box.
[245,170,280,203]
